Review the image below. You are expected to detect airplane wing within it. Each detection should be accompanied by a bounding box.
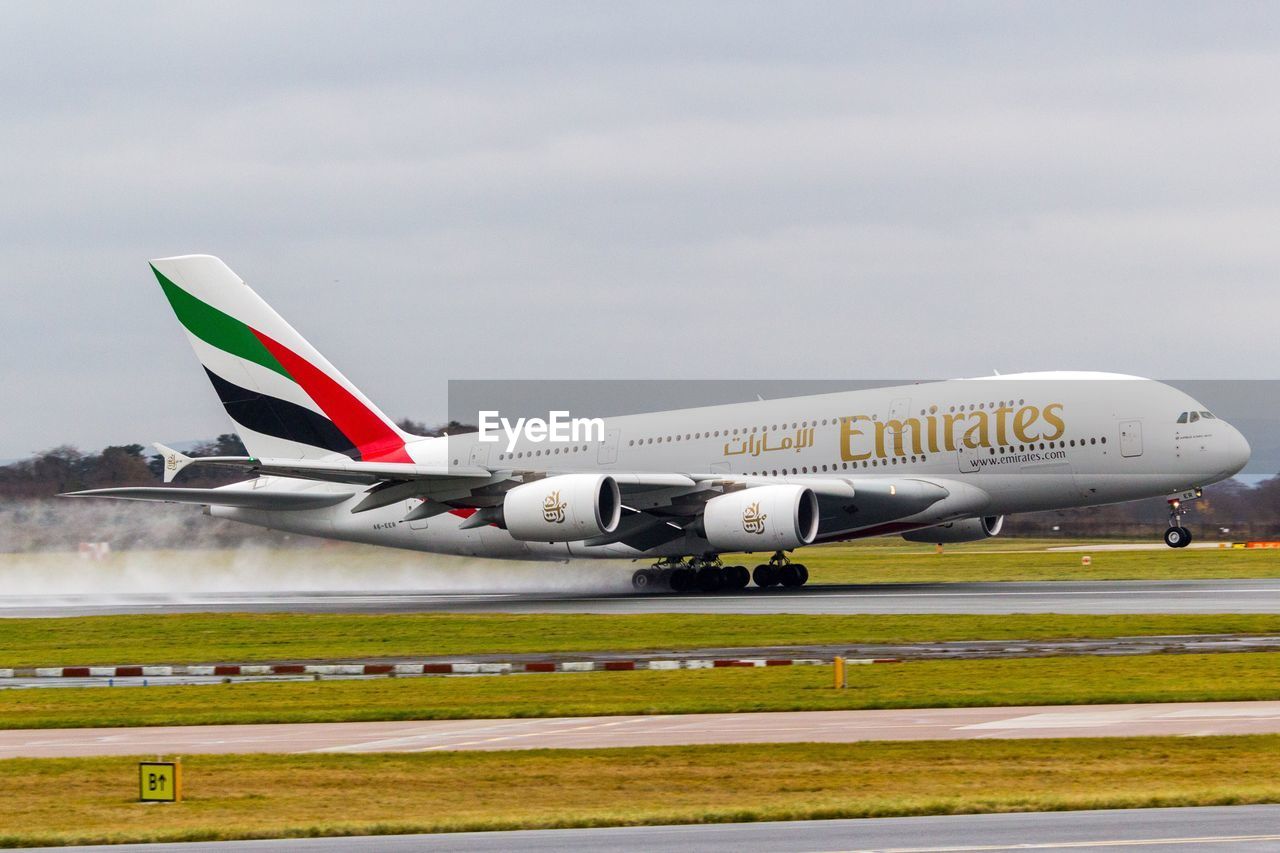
[73,444,985,547]
[61,487,351,511]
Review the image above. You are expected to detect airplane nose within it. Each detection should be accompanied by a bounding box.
[1220,422,1251,478]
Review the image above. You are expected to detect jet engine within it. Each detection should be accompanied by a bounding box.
[503,474,621,543]
[902,515,1004,544]
[701,485,819,552]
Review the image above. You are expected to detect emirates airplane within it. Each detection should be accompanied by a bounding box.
[70,255,1251,592]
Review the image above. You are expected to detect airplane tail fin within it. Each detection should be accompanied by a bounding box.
[150,255,415,462]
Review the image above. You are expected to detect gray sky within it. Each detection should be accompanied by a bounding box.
[3,1,1280,458]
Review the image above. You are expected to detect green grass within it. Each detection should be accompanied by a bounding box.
[3,736,1280,847]
[794,540,1280,583]
[4,652,1280,730]
[10,612,1280,668]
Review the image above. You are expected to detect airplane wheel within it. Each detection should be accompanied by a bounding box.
[632,569,657,591]
[670,568,695,592]
[753,564,778,588]
[697,566,724,592]
[779,565,803,587]
[727,565,750,589]
[793,564,809,586]
[1164,527,1190,548]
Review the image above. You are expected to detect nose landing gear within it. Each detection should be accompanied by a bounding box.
[1164,490,1201,548]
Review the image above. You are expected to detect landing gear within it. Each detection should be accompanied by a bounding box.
[696,565,724,592]
[1164,492,1200,549]
[639,553,804,593]
[754,552,808,589]
[631,568,659,591]
[724,565,751,589]
[1164,526,1192,549]
[640,556,748,593]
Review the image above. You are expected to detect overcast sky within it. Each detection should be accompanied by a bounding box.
[2,1,1279,458]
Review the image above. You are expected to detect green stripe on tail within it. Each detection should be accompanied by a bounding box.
[151,264,292,380]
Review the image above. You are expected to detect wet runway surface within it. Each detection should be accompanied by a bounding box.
[7,700,1280,758]
[45,805,1280,852]
[5,578,1280,616]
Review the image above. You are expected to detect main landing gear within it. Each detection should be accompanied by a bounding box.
[752,550,809,589]
[632,551,805,593]
[1163,491,1201,548]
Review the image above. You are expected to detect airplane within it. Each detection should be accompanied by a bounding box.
[67,255,1252,593]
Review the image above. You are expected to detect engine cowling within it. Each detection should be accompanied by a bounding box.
[701,485,819,552]
[902,515,1004,544]
[503,474,621,542]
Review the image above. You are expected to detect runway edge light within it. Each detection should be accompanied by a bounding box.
[139,757,181,803]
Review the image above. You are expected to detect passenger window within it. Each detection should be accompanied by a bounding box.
[1176,412,1188,424]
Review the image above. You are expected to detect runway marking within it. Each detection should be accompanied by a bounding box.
[837,833,1280,850]
[313,716,668,754]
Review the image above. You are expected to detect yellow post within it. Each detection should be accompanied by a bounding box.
[834,655,846,689]
[935,543,943,555]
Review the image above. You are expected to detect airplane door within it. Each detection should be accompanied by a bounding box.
[1119,420,1143,458]
[888,397,911,422]
[598,429,620,465]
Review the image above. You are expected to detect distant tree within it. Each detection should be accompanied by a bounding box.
[188,433,248,457]
[396,418,477,437]
[92,444,152,486]
[396,418,431,435]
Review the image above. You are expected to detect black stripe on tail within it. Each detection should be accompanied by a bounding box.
[203,367,358,458]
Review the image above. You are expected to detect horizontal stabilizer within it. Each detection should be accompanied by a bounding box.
[61,487,351,511]
[165,455,493,485]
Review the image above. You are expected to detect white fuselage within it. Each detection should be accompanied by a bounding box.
[213,373,1250,561]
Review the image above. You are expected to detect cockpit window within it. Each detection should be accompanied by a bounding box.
[1189,411,1200,423]
[1200,411,1216,419]
[1176,412,1189,423]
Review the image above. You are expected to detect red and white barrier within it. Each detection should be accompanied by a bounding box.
[5,657,892,679]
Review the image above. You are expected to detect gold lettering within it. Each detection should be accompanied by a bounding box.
[840,415,872,461]
[1012,405,1041,443]
[962,410,990,449]
[1042,403,1065,441]
[993,405,1014,446]
[875,418,923,457]
[941,412,963,452]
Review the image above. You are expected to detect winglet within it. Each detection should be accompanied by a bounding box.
[153,443,195,483]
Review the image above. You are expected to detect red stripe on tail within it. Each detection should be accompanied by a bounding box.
[251,329,411,463]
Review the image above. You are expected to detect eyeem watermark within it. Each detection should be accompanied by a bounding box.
[478,411,605,453]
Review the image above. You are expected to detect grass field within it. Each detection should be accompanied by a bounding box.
[795,539,1280,583]
[8,612,1280,668]
[4,652,1280,729]
[2,736,1279,846]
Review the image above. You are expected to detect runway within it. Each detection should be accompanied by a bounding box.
[35,805,1280,852]
[6,700,1280,758]
[5,578,1280,616]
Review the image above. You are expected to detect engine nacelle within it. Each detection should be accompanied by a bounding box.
[902,515,1004,544]
[702,485,819,552]
[503,474,621,543]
